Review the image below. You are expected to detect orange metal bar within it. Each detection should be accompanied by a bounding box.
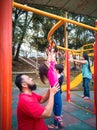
[13,2,97,32]
[0,1,12,130]
[48,20,64,41]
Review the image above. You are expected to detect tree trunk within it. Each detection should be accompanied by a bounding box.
[14,43,21,60]
[14,12,28,60]
[12,44,15,56]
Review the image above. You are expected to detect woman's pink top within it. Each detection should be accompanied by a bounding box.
[47,61,58,87]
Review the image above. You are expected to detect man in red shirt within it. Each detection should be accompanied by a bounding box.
[15,74,59,130]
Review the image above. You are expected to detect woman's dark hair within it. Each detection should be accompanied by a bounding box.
[55,64,64,73]
[39,63,49,84]
[83,53,91,72]
[15,74,23,91]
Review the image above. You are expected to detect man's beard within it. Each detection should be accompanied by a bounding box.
[28,84,37,91]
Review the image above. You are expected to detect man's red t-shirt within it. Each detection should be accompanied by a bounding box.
[17,92,48,130]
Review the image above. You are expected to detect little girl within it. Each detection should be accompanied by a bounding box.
[39,50,63,129]
[70,53,92,100]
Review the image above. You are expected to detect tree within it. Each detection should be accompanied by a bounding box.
[68,13,95,49]
[13,8,33,60]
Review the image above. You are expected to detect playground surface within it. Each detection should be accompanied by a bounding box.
[12,88,96,130]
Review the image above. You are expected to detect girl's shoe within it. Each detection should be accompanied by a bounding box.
[48,124,58,129]
[54,116,64,127]
[83,97,90,100]
[81,95,85,98]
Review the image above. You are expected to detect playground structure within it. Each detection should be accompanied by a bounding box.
[0,1,97,130]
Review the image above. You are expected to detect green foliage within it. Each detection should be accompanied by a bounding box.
[68,13,96,49]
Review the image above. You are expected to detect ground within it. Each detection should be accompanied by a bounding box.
[12,88,96,130]
[12,58,96,130]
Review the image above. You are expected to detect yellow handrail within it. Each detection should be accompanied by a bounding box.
[82,43,94,48]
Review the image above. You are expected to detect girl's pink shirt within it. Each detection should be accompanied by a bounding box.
[47,61,58,87]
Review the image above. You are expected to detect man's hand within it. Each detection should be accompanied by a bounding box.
[49,82,60,95]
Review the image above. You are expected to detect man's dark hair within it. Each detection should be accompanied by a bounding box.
[15,74,23,91]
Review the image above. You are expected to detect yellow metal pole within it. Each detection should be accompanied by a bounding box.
[64,12,68,48]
